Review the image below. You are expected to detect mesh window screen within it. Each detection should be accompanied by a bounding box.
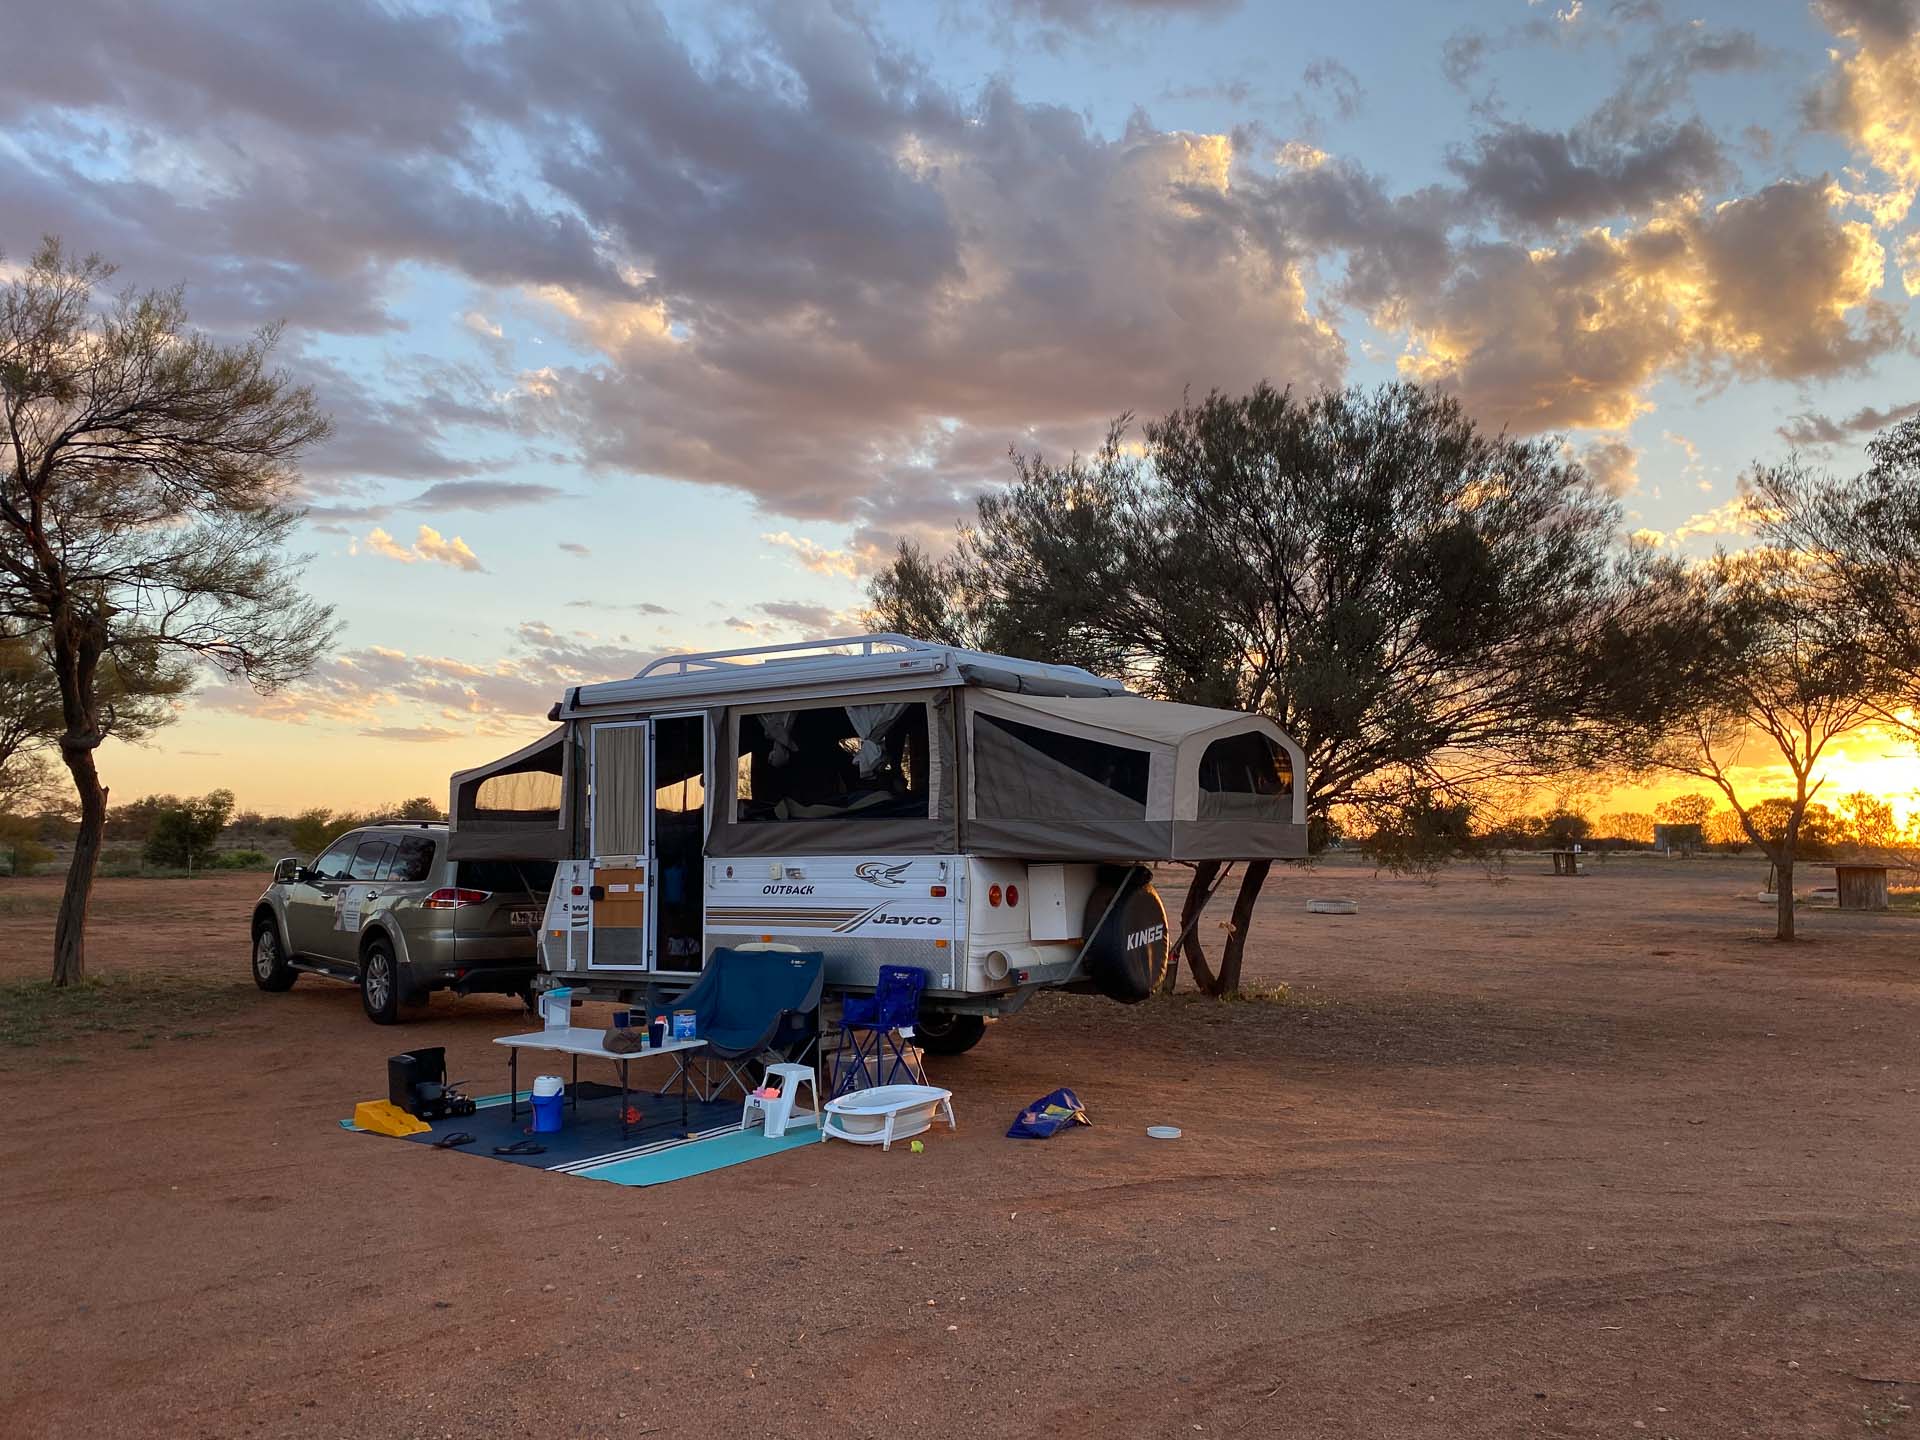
[973,714,1150,819]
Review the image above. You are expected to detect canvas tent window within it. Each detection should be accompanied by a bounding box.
[972,713,1151,820]
[735,701,931,823]
[1195,731,1294,820]
[448,727,572,861]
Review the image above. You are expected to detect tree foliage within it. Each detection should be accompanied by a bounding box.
[1649,547,1899,938]
[142,788,235,869]
[0,239,334,982]
[1753,415,1920,735]
[871,382,1729,990]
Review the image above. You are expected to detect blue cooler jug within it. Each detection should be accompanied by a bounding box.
[530,1074,565,1133]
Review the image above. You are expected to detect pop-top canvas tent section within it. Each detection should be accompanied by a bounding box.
[449,635,1308,865]
[961,691,1308,861]
[447,726,571,860]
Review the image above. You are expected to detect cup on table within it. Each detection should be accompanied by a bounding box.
[612,1009,631,1030]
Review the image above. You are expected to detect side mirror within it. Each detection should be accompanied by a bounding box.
[273,857,306,885]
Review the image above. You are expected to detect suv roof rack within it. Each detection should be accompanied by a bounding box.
[361,818,449,829]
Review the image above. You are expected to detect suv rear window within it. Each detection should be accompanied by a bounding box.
[387,835,436,882]
[455,860,558,894]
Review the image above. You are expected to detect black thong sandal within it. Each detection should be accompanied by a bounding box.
[433,1132,476,1149]
[492,1139,547,1156]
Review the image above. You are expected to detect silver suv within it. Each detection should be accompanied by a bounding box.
[249,822,556,1024]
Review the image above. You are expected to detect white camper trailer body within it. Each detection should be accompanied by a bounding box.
[446,635,1308,1026]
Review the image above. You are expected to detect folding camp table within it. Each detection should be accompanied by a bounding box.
[493,1028,707,1136]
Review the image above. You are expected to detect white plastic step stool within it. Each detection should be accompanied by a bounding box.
[741,1062,820,1139]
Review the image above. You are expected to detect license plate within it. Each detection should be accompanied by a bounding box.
[510,907,540,927]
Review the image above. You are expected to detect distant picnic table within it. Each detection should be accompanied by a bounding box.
[1548,849,1586,876]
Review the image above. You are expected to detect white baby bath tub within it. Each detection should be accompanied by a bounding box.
[822,1084,957,1150]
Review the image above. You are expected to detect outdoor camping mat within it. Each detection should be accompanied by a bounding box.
[342,1083,819,1183]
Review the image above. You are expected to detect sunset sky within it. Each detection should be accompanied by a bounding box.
[4,0,1920,818]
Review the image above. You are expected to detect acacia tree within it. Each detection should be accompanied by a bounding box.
[872,383,1727,994]
[1649,548,1890,940]
[1753,415,1920,732]
[0,240,334,983]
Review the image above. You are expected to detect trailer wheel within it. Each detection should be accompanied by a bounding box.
[913,1012,986,1056]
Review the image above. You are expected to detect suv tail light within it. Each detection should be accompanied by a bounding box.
[424,887,492,909]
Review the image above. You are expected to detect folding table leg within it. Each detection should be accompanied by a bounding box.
[509,1048,518,1122]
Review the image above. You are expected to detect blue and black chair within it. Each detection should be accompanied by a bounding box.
[649,948,824,1102]
[833,964,929,1097]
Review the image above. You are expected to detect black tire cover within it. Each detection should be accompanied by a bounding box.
[1081,867,1169,1004]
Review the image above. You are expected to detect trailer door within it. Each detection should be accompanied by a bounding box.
[587,721,650,971]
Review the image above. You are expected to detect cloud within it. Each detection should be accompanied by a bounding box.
[1448,118,1726,229]
[359,524,485,572]
[1807,0,1920,223]
[1580,437,1640,496]
[753,600,842,632]
[564,599,671,615]
[406,480,567,510]
[0,0,1902,562]
[1778,398,1920,448]
[763,531,864,581]
[1632,495,1760,548]
[557,541,591,558]
[1374,179,1901,432]
[358,725,465,743]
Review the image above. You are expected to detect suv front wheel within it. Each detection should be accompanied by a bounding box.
[252,923,297,992]
[360,937,404,1025]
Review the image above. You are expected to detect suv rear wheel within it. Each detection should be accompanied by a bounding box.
[360,937,403,1025]
[251,923,296,992]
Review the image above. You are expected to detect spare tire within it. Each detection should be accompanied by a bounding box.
[1080,866,1170,1004]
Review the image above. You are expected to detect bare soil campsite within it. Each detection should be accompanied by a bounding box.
[4,857,1919,1439]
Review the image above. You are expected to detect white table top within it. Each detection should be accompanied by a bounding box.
[492,1026,707,1060]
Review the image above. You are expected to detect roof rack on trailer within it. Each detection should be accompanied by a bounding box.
[558,632,1126,713]
[629,632,934,680]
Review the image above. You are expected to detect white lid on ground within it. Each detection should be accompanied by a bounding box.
[1306,899,1359,915]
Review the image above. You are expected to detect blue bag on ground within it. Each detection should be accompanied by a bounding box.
[1007,1087,1092,1139]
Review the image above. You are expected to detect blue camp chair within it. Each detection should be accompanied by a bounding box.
[649,949,824,1102]
[834,964,928,1097]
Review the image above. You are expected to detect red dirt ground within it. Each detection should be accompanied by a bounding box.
[3,856,1918,1439]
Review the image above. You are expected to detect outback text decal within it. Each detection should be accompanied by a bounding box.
[763,883,815,896]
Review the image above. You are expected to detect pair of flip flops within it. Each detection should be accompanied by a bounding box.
[431,1133,546,1155]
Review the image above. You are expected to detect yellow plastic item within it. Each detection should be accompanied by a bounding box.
[354,1100,430,1137]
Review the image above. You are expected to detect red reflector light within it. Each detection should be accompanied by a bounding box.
[988,884,1002,907]
[570,885,584,896]
[424,887,491,909]
[929,884,947,898]
[1006,884,1019,907]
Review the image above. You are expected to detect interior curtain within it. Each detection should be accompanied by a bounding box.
[761,710,797,767]
[592,726,647,856]
[846,702,909,777]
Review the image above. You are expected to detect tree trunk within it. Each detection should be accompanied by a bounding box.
[1774,853,1795,942]
[1178,859,1225,995]
[54,740,106,986]
[1215,859,1272,994]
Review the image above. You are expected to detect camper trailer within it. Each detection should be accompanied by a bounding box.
[447,635,1307,1053]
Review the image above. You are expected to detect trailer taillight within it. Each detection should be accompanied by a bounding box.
[424,887,491,909]
[988,884,1002,907]
[1005,884,1019,908]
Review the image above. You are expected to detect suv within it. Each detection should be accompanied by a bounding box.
[249,822,556,1024]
